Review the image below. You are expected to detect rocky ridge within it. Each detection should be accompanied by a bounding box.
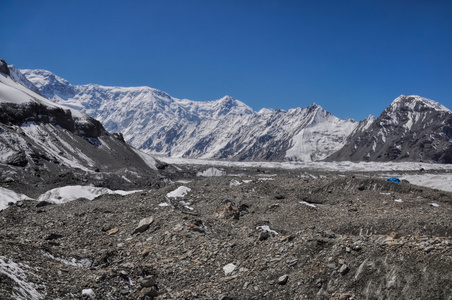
[1,166,452,299]
[328,95,452,163]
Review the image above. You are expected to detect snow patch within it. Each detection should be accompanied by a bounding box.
[0,187,33,211]
[299,201,317,208]
[166,186,191,198]
[0,256,45,300]
[42,252,92,268]
[37,185,141,204]
[256,225,279,235]
[82,289,95,299]
[196,167,225,177]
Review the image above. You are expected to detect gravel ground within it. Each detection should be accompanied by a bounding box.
[1,166,452,299]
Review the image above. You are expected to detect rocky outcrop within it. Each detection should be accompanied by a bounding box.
[0,58,10,76]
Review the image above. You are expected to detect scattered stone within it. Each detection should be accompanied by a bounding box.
[142,246,153,257]
[140,276,157,288]
[277,274,289,285]
[214,204,240,220]
[223,263,237,276]
[351,244,362,251]
[36,200,53,207]
[339,264,350,275]
[45,233,63,240]
[188,219,205,233]
[107,227,119,235]
[140,287,159,298]
[133,216,154,234]
[286,259,298,267]
[258,231,270,241]
[390,232,401,239]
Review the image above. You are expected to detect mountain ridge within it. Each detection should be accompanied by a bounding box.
[21,68,357,162]
[327,95,452,163]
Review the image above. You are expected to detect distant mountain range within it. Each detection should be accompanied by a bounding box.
[18,68,357,162]
[6,63,452,164]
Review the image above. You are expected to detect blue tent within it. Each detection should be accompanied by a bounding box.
[386,177,401,183]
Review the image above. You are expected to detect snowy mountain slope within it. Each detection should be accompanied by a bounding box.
[0,61,166,197]
[8,65,41,94]
[22,69,357,161]
[327,95,452,163]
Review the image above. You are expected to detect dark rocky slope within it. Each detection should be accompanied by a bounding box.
[327,95,452,163]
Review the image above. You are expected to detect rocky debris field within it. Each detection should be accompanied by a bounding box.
[1,166,452,299]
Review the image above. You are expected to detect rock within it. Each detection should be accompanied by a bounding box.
[140,287,159,298]
[351,244,362,251]
[36,201,53,207]
[223,263,237,276]
[107,227,119,235]
[142,246,153,257]
[133,216,154,234]
[258,231,270,241]
[286,259,298,267]
[424,246,435,253]
[390,232,401,239]
[188,219,205,233]
[277,274,289,285]
[140,276,157,287]
[0,58,10,75]
[339,264,350,275]
[214,204,239,220]
[45,233,63,240]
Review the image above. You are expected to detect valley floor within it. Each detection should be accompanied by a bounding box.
[1,163,452,299]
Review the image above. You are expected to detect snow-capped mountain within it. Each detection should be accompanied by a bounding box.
[21,68,357,161]
[0,60,165,197]
[327,95,452,163]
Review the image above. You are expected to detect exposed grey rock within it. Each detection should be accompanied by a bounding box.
[0,59,10,75]
[133,216,154,234]
[339,264,350,275]
[328,95,452,163]
[140,276,157,288]
[277,274,289,285]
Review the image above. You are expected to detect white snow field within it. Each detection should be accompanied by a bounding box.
[0,187,33,210]
[36,185,141,204]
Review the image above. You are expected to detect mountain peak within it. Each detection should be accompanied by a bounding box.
[220,95,235,101]
[391,95,450,113]
[0,58,10,76]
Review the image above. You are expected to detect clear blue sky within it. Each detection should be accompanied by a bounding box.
[1,0,451,120]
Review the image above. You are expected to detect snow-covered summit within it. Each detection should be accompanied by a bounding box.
[390,95,450,113]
